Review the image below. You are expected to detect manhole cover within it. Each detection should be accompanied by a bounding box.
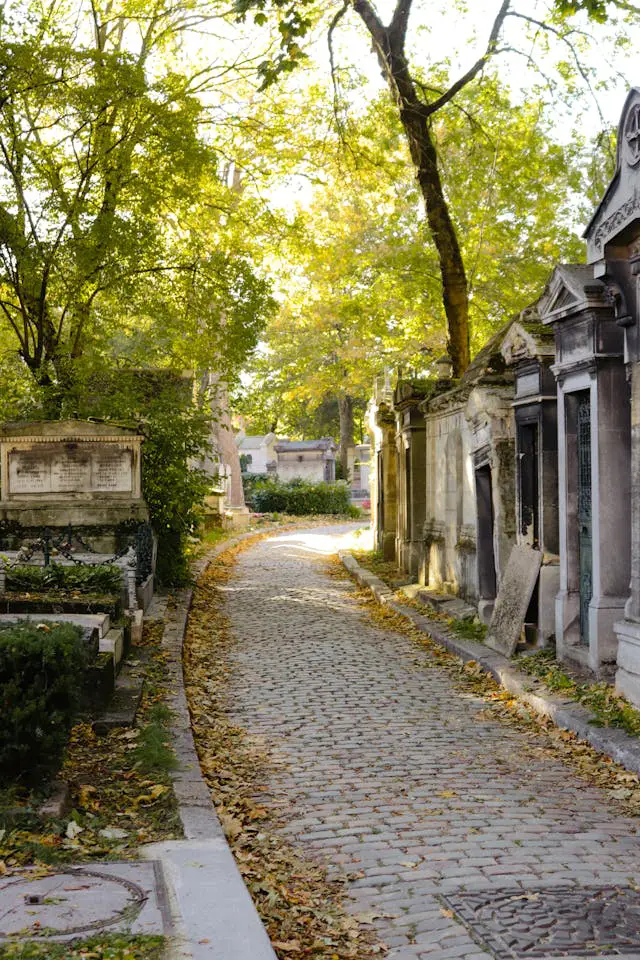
[439,886,640,958]
[0,868,146,938]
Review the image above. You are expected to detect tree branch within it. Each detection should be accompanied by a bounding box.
[506,10,606,128]
[389,0,413,46]
[328,0,350,142]
[424,0,511,116]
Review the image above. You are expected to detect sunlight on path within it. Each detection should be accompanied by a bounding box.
[220,525,640,960]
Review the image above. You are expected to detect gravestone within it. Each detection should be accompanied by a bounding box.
[485,544,543,656]
[0,421,148,552]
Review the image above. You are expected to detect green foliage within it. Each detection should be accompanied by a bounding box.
[6,563,122,596]
[252,478,355,515]
[554,0,608,21]
[241,471,272,507]
[131,704,178,774]
[448,616,487,641]
[517,649,640,737]
[236,77,604,429]
[0,622,88,784]
[0,1,275,398]
[0,934,165,960]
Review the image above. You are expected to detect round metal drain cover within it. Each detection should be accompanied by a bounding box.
[0,868,146,938]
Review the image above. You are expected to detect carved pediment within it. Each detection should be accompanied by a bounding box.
[585,88,640,259]
[537,265,605,324]
[548,285,578,313]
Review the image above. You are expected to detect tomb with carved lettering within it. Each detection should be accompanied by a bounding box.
[0,421,148,554]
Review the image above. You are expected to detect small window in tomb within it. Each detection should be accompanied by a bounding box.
[297,455,304,462]
[518,422,540,548]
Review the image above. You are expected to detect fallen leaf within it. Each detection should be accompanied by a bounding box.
[99,827,129,840]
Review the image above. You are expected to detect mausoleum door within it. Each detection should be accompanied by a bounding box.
[475,463,497,602]
[577,391,593,645]
[405,446,411,535]
[518,422,540,548]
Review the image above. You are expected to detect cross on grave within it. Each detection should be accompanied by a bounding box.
[625,104,640,166]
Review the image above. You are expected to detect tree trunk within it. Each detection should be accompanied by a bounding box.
[338,394,354,480]
[351,0,497,377]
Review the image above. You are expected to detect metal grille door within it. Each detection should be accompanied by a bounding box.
[577,392,592,645]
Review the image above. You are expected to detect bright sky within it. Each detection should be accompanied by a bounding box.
[214,0,639,213]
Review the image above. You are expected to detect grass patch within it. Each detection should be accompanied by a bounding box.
[0,934,164,959]
[131,703,178,774]
[0,620,182,868]
[449,615,487,641]
[517,648,640,737]
[351,548,411,589]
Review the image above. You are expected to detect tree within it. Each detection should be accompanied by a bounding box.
[0,0,274,410]
[233,0,638,375]
[237,79,598,448]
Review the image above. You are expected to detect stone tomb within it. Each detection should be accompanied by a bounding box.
[0,420,148,553]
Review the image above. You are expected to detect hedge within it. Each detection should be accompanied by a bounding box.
[251,478,357,516]
[0,621,88,784]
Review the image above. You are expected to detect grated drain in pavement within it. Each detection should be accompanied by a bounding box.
[439,885,640,958]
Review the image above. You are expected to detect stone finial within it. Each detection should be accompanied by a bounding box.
[435,354,453,380]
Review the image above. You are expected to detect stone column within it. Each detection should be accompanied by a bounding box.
[406,421,426,578]
[377,414,398,561]
[615,361,640,704]
[625,364,640,621]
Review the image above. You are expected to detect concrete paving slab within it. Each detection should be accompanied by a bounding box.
[143,840,277,960]
[0,861,168,941]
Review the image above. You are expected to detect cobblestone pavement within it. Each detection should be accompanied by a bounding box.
[220,526,640,959]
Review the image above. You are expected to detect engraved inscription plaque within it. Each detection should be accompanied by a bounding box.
[51,451,92,492]
[9,450,50,494]
[92,450,132,492]
[7,442,134,497]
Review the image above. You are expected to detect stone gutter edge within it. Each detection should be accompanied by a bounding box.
[157,528,279,960]
[338,550,640,778]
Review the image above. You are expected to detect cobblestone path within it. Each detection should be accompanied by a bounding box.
[220,526,640,959]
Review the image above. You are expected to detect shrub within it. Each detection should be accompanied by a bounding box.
[252,478,355,516]
[0,621,89,784]
[6,563,122,595]
[241,471,271,507]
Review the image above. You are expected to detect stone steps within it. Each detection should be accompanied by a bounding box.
[397,584,477,620]
[416,589,477,620]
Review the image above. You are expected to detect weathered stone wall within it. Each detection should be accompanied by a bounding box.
[424,405,478,600]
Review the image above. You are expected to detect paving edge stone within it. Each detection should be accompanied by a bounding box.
[151,529,279,960]
[339,550,640,778]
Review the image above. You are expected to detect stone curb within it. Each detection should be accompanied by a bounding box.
[339,550,640,778]
[146,529,279,960]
